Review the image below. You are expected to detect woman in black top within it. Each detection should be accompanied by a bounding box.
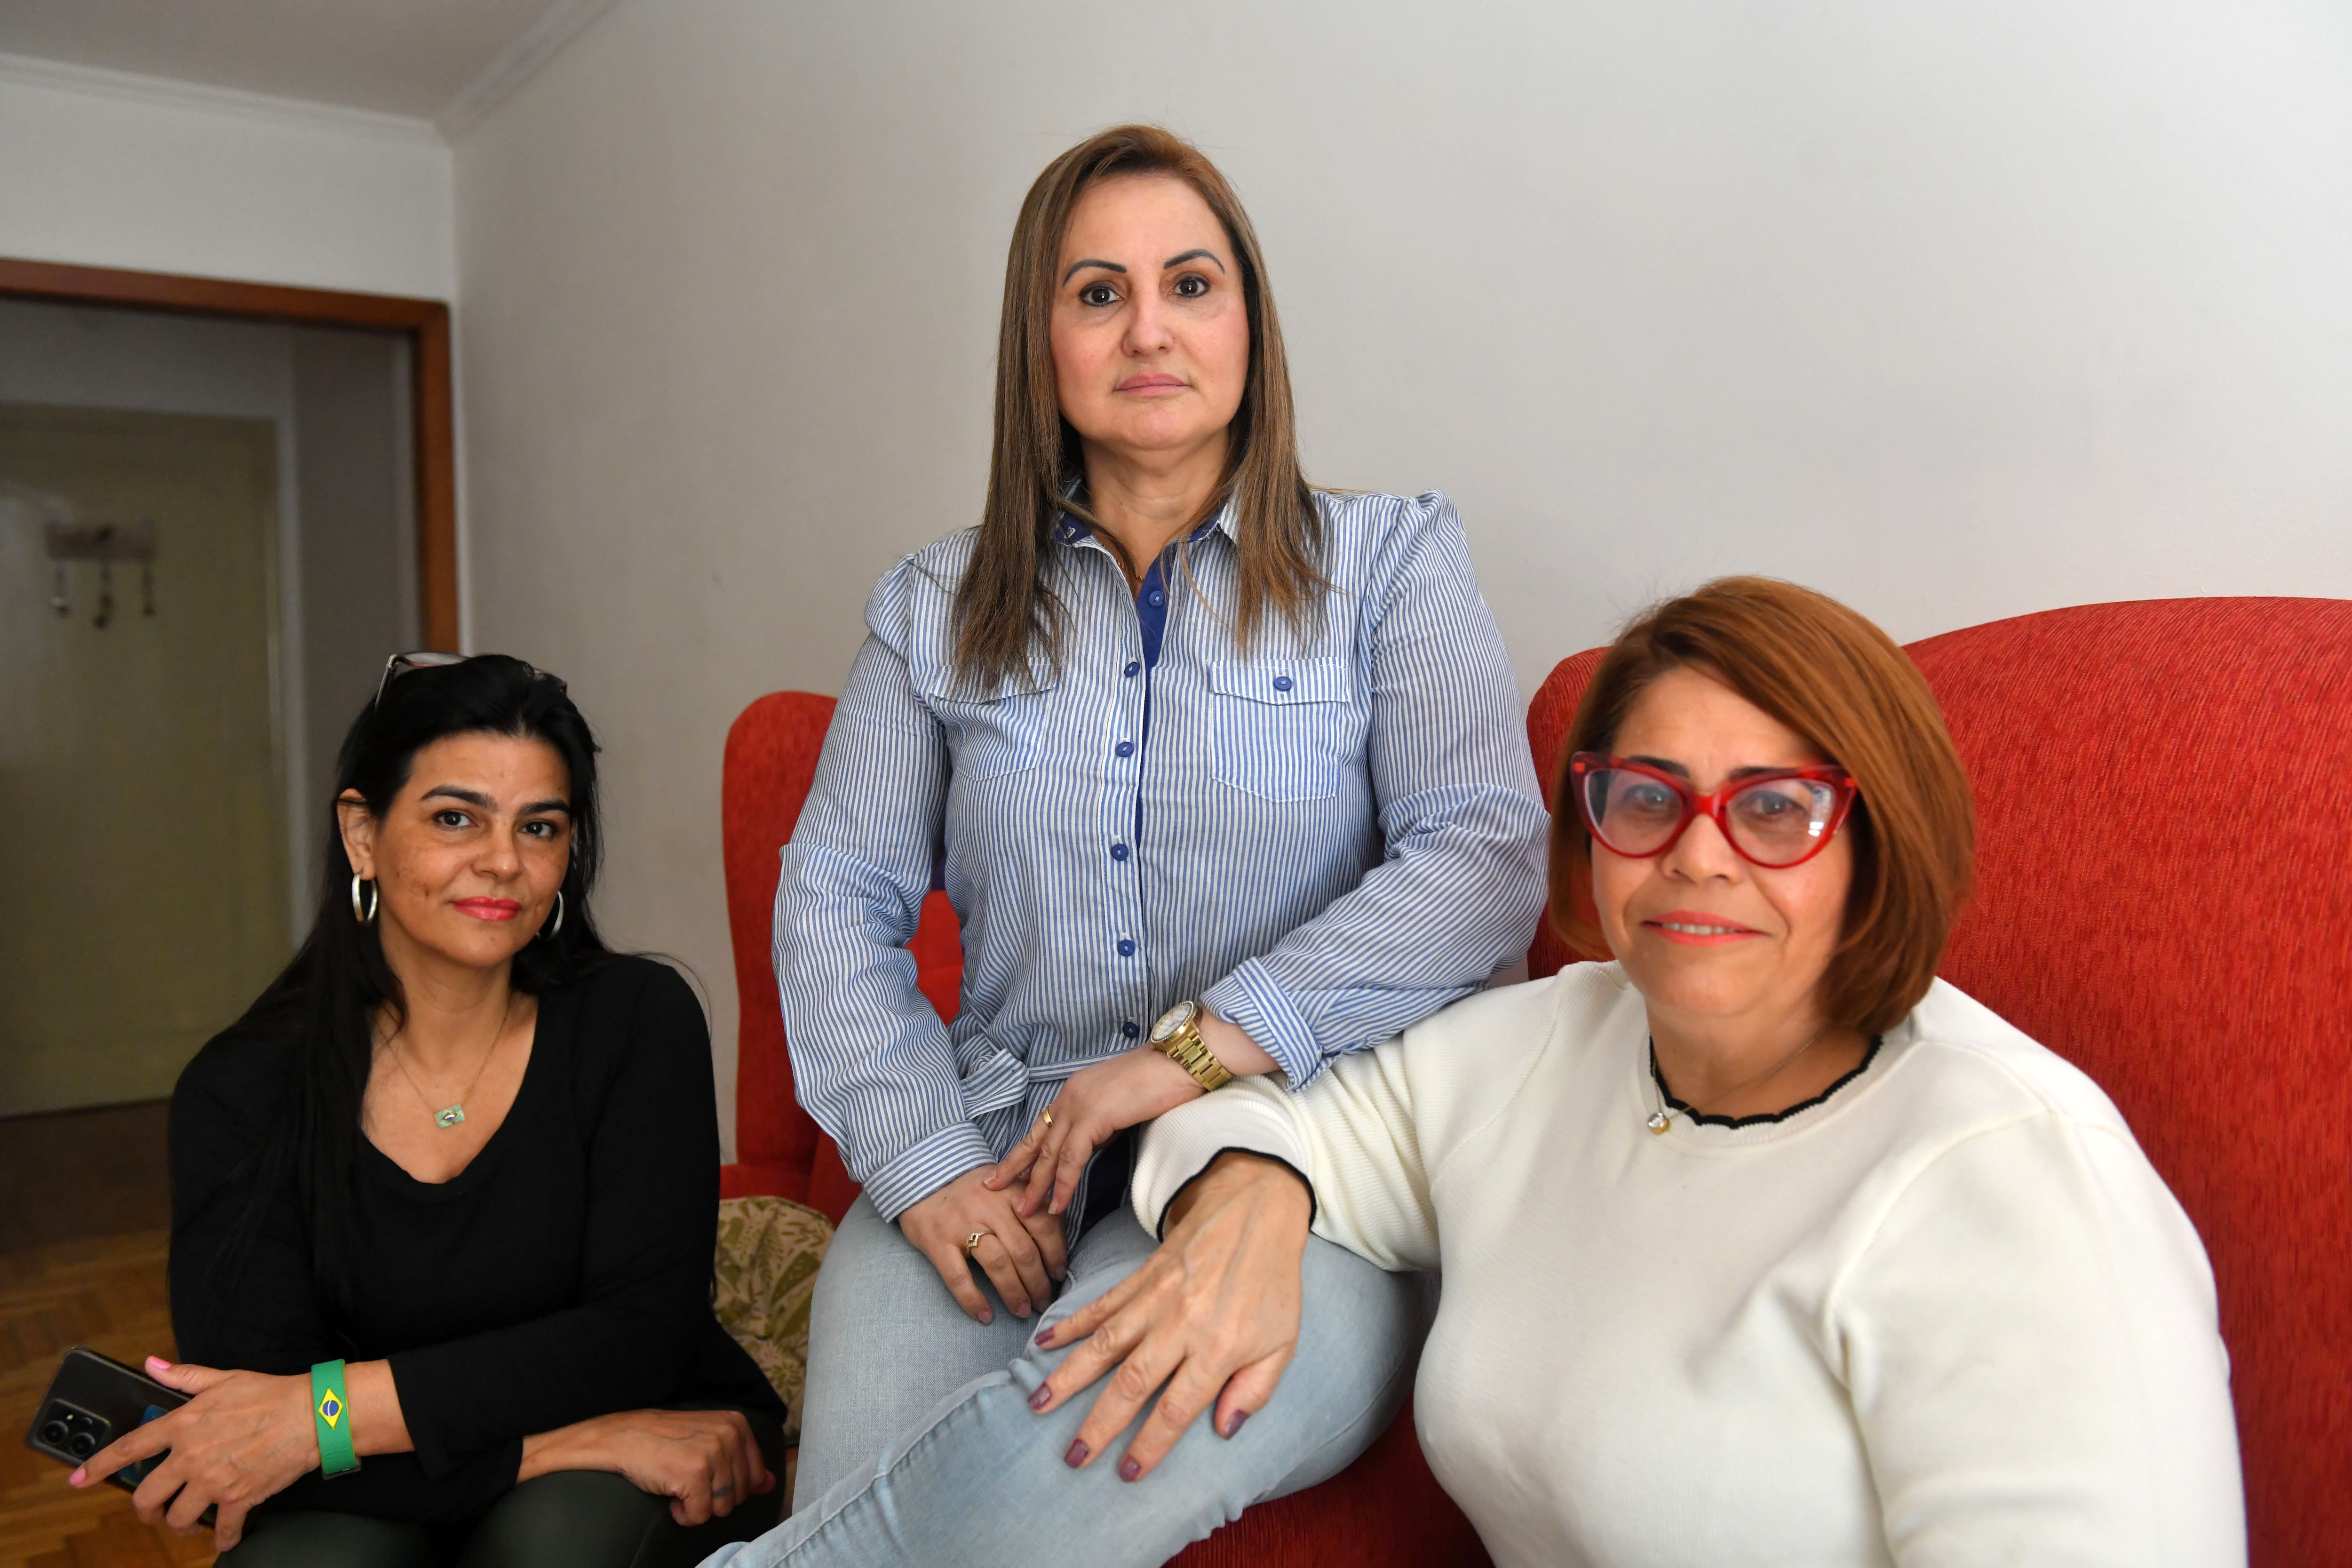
[75,653,784,1567]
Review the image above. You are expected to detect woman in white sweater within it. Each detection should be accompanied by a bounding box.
[1025,576,2244,1566]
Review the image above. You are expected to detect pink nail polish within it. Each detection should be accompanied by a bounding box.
[1063,1440,1089,1468]
[1119,1457,1142,1482]
[69,1467,86,1487]
[1027,1385,1051,1411]
[1013,1299,1032,1317]
[146,1357,169,1372]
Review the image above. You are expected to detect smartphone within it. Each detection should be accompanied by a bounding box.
[24,1346,185,1493]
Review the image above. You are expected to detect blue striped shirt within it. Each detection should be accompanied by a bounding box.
[774,490,1547,1224]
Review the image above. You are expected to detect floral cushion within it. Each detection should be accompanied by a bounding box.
[713,1194,834,1443]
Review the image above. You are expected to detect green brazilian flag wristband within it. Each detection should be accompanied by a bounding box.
[310,1360,361,1477]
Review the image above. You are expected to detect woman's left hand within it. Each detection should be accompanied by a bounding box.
[987,1047,1204,1218]
[73,1358,318,1551]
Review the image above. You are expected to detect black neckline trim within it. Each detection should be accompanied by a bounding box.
[1650,1035,1883,1130]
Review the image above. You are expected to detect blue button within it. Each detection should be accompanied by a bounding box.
[1124,661,1141,678]
[1114,740,1134,758]
[1111,843,1129,861]
[1272,675,1294,692]
[1121,1020,1141,1039]
[1147,590,1164,607]
[1116,939,1136,957]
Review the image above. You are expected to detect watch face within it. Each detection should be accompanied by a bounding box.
[1149,1000,1199,1043]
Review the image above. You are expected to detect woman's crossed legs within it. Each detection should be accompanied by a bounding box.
[735,1197,1430,1567]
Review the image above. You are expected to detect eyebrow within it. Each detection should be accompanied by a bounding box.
[1624,756,1800,783]
[1062,257,1126,283]
[1164,248,1225,273]
[422,785,571,816]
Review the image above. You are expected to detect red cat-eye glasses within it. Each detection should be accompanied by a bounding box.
[1567,751,1859,870]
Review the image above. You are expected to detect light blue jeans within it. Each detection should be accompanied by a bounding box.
[706,1195,1431,1567]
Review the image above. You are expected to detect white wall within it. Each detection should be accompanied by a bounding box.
[0,54,454,300]
[450,0,2352,1154]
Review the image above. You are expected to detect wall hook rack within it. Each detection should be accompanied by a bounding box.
[45,520,158,628]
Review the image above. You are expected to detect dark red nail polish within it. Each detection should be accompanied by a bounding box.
[1035,1324,1056,1347]
[1064,1440,1089,1468]
[1028,1385,1051,1411]
[1119,1457,1141,1482]
[1224,1408,1250,1439]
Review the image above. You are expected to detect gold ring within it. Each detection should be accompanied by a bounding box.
[964,1229,991,1254]
[1041,1110,1054,1130]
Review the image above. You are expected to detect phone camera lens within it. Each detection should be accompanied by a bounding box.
[39,1419,69,1447]
[67,1431,98,1457]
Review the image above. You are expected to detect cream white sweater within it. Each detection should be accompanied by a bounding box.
[1133,964,2244,1567]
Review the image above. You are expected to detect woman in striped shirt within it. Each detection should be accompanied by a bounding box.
[748,126,1547,1560]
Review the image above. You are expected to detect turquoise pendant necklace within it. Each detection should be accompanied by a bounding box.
[388,1011,505,1131]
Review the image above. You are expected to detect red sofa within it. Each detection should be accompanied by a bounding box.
[724,596,2349,1566]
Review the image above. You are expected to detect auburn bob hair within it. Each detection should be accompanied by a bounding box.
[954,124,1321,689]
[1551,577,1975,1037]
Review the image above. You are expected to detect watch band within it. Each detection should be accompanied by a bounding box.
[1154,1013,1234,1092]
[310,1360,361,1477]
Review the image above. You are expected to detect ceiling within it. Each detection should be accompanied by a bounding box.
[0,0,578,123]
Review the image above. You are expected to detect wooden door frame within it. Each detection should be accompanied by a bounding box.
[0,256,460,650]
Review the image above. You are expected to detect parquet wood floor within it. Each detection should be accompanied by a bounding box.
[0,1230,213,1568]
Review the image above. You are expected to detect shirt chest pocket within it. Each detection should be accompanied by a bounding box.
[1208,659,1356,802]
[929,673,1059,781]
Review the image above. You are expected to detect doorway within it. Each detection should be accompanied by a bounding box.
[0,261,458,1135]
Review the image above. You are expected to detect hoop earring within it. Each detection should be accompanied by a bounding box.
[538,889,564,940]
[350,874,378,925]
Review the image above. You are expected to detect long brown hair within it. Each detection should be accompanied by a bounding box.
[954,124,1322,688]
[1550,577,1976,1037]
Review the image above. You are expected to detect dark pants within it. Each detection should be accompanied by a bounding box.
[220,1413,784,1568]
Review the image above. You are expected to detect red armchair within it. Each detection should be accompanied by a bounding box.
[723,595,2349,1566]
[717,693,1487,1565]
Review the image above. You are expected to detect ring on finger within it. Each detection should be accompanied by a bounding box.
[965,1229,991,1254]
[1041,1109,1054,1129]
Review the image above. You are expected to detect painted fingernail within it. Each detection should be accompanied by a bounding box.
[1028,1385,1052,1411]
[978,1310,993,1325]
[1119,1457,1142,1482]
[1013,1299,1032,1317]
[1063,1440,1089,1469]
[1224,1409,1250,1439]
[145,1357,170,1373]
[1035,1324,1057,1347]
[68,1468,86,1487]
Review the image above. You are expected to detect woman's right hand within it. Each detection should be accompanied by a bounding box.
[898,1166,1071,1323]
[518,1409,773,1527]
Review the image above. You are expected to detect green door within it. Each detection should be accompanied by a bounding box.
[0,403,293,1114]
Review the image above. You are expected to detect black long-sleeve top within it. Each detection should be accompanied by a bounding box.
[168,956,784,1525]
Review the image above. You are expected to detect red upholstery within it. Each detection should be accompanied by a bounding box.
[717,691,959,1223]
[1523,597,2352,1568]
[718,689,1492,1565]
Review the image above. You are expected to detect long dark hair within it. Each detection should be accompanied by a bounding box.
[225,655,611,1319]
[954,124,1323,689]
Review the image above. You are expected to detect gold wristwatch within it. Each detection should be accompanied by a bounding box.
[1148,1000,1233,1091]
